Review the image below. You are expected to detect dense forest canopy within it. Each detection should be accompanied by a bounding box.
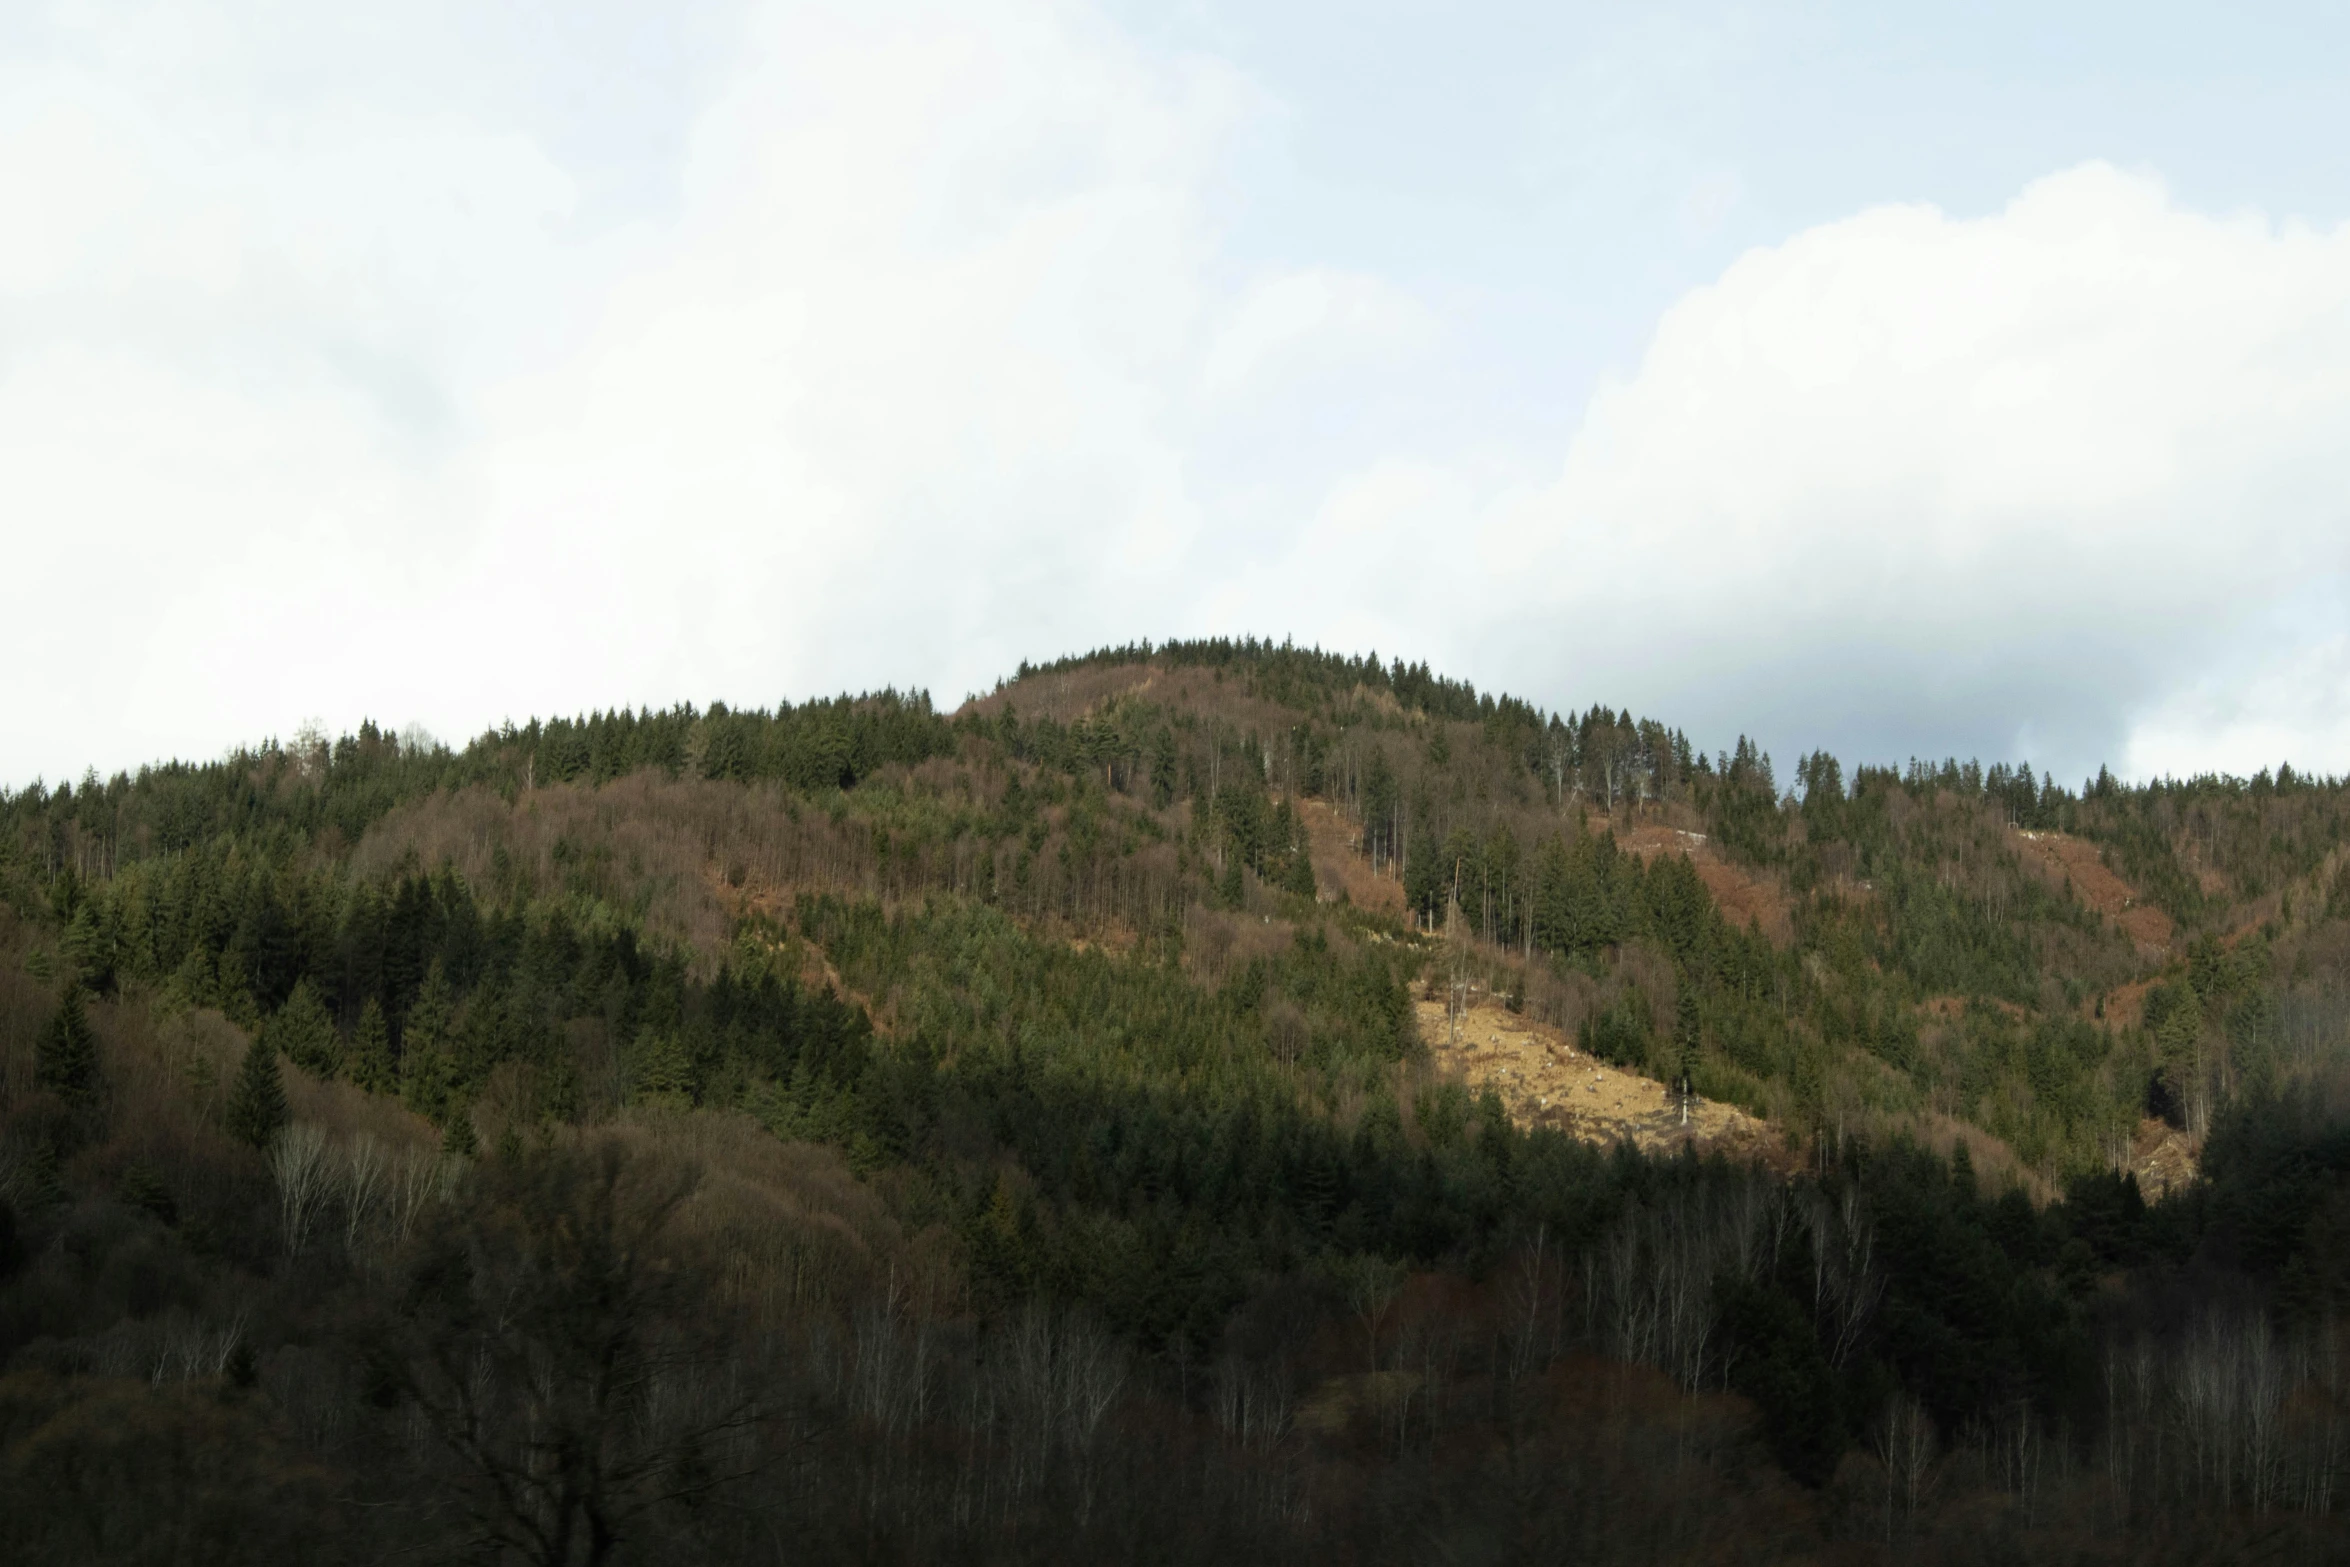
[3,636,2348,1564]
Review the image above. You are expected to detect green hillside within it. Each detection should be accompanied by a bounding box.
[3,638,2348,1563]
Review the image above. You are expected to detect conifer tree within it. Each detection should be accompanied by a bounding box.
[400,964,459,1123]
[1673,978,1702,1124]
[265,978,340,1078]
[117,1161,177,1226]
[18,1140,65,1212]
[629,1028,695,1107]
[348,998,395,1094]
[34,985,101,1112]
[1283,844,1318,900]
[1949,1139,1976,1199]
[1150,726,1177,809]
[165,945,217,1012]
[227,1035,290,1149]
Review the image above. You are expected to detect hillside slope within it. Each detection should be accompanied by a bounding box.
[5,637,2350,1561]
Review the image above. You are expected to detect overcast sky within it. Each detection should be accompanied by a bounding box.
[6,0,2348,789]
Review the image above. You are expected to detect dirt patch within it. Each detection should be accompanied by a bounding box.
[2131,1117,2199,1200]
[1919,994,2028,1024]
[1616,823,1792,945]
[1066,929,1141,958]
[2096,976,2158,1029]
[1417,997,1783,1165]
[1300,797,1406,917]
[2011,829,2172,955]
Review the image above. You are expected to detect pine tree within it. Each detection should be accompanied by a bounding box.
[400,964,459,1123]
[165,945,217,1013]
[441,1107,479,1159]
[348,998,394,1094]
[226,1036,290,1149]
[1283,844,1319,900]
[117,1161,178,1226]
[628,1028,695,1107]
[972,1173,1032,1304]
[1150,727,1178,809]
[1673,978,1702,1125]
[265,978,340,1078]
[35,985,102,1111]
[18,1138,66,1212]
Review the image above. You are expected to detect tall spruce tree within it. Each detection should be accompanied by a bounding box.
[34,985,101,1112]
[348,998,394,1094]
[400,964,459,1124]
[265,978,339,1078]
[227,1036,290,1149]
[1150,726,1178,809]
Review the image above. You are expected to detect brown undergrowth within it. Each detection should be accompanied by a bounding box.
[1617,820,1794,945]
[1298,797,1406,916]
[2010,828,2174,955]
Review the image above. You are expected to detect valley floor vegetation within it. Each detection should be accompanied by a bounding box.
[4,638,2349,1564]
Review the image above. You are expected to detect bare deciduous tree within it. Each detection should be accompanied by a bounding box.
[391,1140,766,1567]
[338,1130,385,1257]
[387,1142,456,1248]
[268,1123,331,1258]
[1874,1394,1935,1541]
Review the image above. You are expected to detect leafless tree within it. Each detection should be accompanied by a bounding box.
[1801,1182,1883,1370]
[387,1142,456,1248]
[850,1266,937,1439]
[971,1305,1131,1527]
[338,1130,386,1257]
[1593,1177,1781,1391]
[267,1123,331,1258]
[1211,1354,1294,1454]
[390,1140,766,1567]
[147,1307,248,1384]
[1874,1394,1935,1541]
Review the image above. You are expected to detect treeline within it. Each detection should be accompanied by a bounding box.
[1010,637,1507,725]
[0,690,956,882]
[1724,745,2350,931]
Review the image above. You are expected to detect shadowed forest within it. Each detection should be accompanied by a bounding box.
[5,638,2350,1564]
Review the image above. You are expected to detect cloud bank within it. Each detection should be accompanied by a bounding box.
[1487,163,2350,780]
[2,2,2345,788]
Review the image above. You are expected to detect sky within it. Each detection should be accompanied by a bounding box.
[4,0,2348,790]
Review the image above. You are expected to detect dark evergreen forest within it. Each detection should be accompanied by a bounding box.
[3,638,2348,1564]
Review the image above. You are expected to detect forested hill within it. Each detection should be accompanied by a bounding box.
[4,636,2349,1564]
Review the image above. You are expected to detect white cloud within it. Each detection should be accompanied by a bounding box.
[4,2,2348,793]
[1198,268,1436,398]
[0,0,1355,779]
[1447,163,2350,778]
[464,0,1260,711]
[2123,620,2350,781]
